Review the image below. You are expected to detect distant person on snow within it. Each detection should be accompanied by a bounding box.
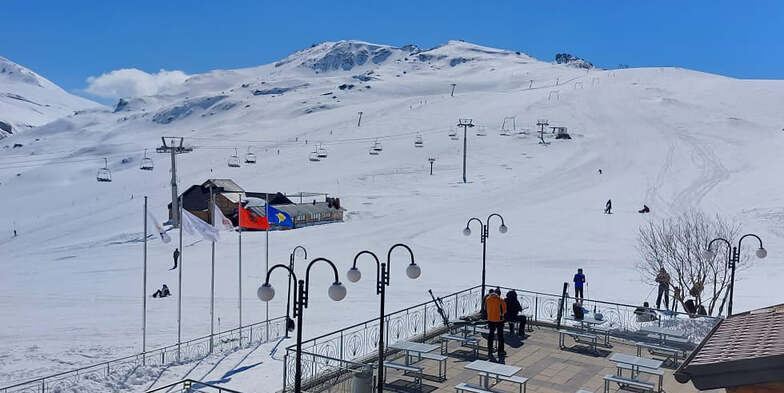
[573,268,586,300]
[655,267,671,310]
[153,284,171,298]
[605,199,612,214]
[638,205,650,213]
[598,169,603,174]
[170,248,180,270]
[13,230,17,237]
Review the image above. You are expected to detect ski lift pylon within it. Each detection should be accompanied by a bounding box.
[140,149,154,171]
[97,157,112,182]
[228,148,241,168]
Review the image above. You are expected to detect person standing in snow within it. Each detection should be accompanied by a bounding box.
[170,248,180,270]
[655,267,671,310]
[573,268,586,300]
[484,288,507,358]
[605,199,612,214]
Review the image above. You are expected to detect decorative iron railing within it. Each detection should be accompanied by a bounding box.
[283,350,373,393]
[1,316,287,393]
[145,379,244,393]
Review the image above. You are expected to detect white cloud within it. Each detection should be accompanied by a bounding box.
[84,68,189,99]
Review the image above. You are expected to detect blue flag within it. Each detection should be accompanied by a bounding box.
[267,205,293,228]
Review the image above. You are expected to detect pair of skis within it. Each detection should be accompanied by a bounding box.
[428,289,450,326]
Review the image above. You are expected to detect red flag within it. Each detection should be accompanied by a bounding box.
[239,205,269,230]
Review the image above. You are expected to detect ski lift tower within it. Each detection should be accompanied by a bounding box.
[156,137,192,228]
[536,119,550,145]
[458,118,474,183]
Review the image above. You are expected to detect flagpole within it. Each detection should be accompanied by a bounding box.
[209,187,215,354]
[265,193,270,340]
[142,196,148,362]
[177,198,183,361]
[238,198,242,346]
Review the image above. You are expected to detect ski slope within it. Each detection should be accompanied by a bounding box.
[1,40,783,391]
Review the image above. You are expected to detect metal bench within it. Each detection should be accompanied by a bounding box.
[455,382,496,393]
[603,374,655,393]
[383,361,423,391]
[616,364,663,392]
[636,341,683,367]
[589,325,612,347]
[576,390,594,393]
[558,329,599,353]
[417,352,448,380]
[440,334,479,358]
[479,373,528,393]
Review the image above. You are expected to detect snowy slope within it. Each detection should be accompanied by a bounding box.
[1,40,784,391]
[0,56,99,138]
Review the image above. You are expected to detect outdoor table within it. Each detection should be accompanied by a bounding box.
[639,326,687,344]
[610,353,662,379]
[566,315,606,330]
[464,359,522,388]
[388,341,439,365]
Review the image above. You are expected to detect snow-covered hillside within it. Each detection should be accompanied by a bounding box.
[0,56,99,138]
[1,40,784,391]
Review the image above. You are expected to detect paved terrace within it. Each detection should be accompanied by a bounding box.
[380,326,720,393]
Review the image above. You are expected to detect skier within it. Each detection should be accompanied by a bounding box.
[604,199,612,214]
[638,205,650,213]
[655,267,671,310]
[484,288,506,358]
[170,248,180,270]
[598,169,603,174]
[152,284,171,298]
[504,290,527,337]
[573,268,586,300]
[13,229,17,237]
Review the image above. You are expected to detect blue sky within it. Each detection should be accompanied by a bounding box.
[3,1,782,98]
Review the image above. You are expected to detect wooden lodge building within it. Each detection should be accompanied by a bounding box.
[167,179,344,229]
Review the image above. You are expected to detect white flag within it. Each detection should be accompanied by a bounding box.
[181,209,220,242]
[212,203,235,232]
[147,211,172,243]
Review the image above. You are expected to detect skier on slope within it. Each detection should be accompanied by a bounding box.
[655,267,671,310]
[573,268,586,300]
[153,284,171,298]
[638,205,650,213]
[170,248,180,270]
[605,199,612,214]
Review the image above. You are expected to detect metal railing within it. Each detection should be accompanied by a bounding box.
[145,379,244,393]
[1,316,287,393]
[282,286,483,391]
[497,285,721,344]
[283,351,373,393]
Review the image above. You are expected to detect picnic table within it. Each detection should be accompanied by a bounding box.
[566,315,606,329]
[388,341,439,365]
[610,353,662,378]
[639,325,689,345]
[464,359,522,388]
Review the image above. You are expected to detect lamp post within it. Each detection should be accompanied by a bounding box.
[258,258,347,393]
[346,244,421,393]
[464,214,508,298]
[285,245,308,337]
[706,234,766,316]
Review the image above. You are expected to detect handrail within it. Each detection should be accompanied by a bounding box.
[145,379,244,393]
[287,285,481,350]
[1,315,286,390]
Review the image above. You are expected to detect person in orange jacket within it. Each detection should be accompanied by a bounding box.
[484,288,507,357]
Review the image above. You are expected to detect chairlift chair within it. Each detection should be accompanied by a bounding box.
[228,148,241,168]
[414,134,424,147]
[317,144,328,158]
[369,147,380,156]
[245,148,257,164]
[448,129,458,140]
[97,158,112,182]
[309,151,321,162]
[139,149,154,171]
[372,140,383,152]
[476,126,487,136]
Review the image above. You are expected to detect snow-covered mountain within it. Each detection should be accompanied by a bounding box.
[1,40,784,391]
[0,56,99,138]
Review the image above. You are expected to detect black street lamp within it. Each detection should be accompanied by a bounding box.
[464,214,508,298]
[258,258,347,393]
[346,244,421,393]
[285,245,308,337]
[706,234,767,316]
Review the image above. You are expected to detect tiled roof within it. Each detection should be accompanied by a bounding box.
[690,304,784,365]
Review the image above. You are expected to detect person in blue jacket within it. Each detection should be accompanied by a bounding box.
[573,268,586,300]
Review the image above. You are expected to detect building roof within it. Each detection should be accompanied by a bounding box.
[272,202,345,217]
[202,179,244,193]
[674,303,784,390]
[244,192,293,205]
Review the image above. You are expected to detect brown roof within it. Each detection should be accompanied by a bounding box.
[675,303,784,390]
